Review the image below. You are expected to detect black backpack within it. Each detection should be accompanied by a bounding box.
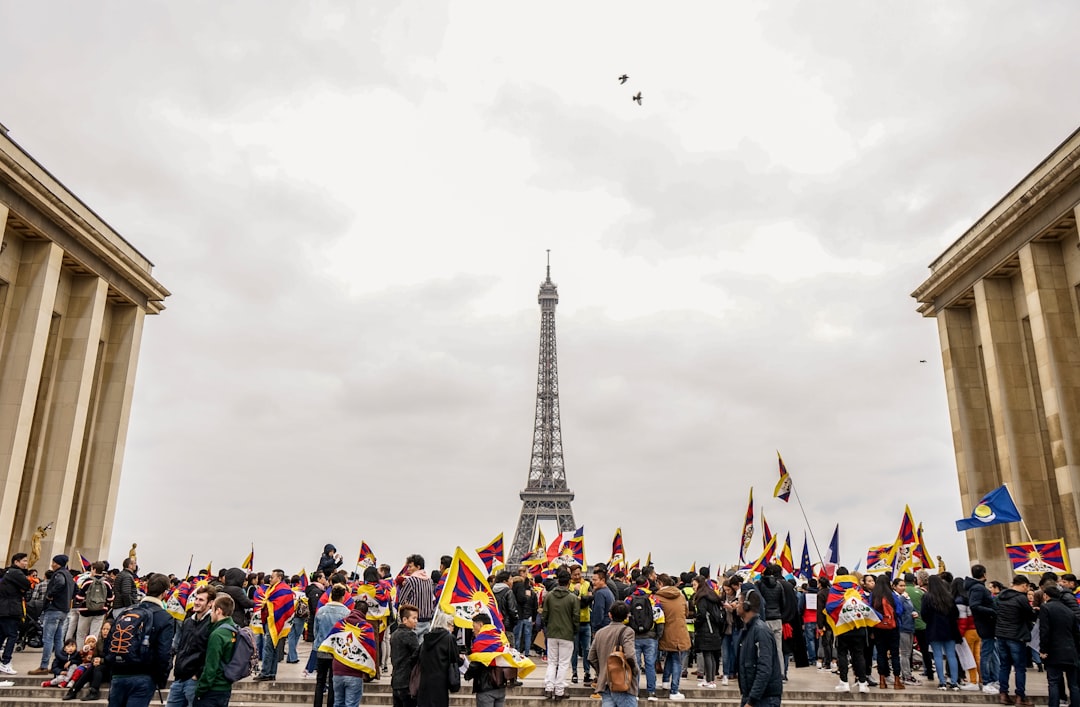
[627,594,654,634]
[105,604,154,667]
[701,597,726,634]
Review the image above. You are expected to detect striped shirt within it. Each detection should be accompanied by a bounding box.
[397,574,435,622]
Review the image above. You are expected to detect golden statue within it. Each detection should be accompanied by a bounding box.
[129,543,138,567]
[27,522,54,569]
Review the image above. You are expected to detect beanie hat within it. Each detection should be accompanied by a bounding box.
[53,554,69,567]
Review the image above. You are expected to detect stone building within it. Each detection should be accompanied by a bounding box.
[913,127,1080,578]
[0,125,169,567]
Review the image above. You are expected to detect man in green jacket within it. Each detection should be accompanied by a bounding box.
[195,594,237,707]
[542,567,581,700]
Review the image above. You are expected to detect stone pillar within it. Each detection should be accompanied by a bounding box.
[71,304,144,561]
[973,277,1060,540]
[938,306,1010,577]
[0,239,63,564]
[12,276,108,563]
[1019,240,1080,568]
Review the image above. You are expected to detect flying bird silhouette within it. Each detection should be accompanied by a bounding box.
[618,74,629,84]
[632,92,642,105]
[919,360,927,363]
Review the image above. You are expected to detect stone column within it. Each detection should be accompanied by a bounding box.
[1019,240,1080,568]
[938,306,1009,577]
[71,303,144,561]
[973,277,1060,540]
[14,276,108,563]
[0,239,63,563]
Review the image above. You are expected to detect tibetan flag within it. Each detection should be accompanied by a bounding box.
[356,542,377,570]
[520,528,547,564]
[433,570,448,602]
[645,552,652,568]
[201,562,212,578]
[629,558,640,573]
[955,485,1023,531]
[1007,539,1071,574]
[825,574,881,636]
[165,581,194,621]
[468,622,537,678]
[79,553,92,572]
[690,561,697,574]
[550,527,586,569]
[439,547,507,635]
[318,585,356,610]
[476,533,505,574]
[264,581,297,645]
[761,512,774,562]
[779,533,795,576]
[739,488,755,563]
[250,584,267,635]
[914,523,935,570]
[357,579,393,631]
[798,534,812,580]
[318,616,378,677]
[609,528,626,573]
[774,451,792,502]
[740,534,777,579]
[890,506,919,574]
[297,570,309,591]
[241,546,253,571]
[865,544,894,573]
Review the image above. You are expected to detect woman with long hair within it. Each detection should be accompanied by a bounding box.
[691,577,724,688]
[921,575,961,691]
[870,578,904,689]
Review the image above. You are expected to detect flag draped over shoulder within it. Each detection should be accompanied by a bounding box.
[468,623,536,678]
[773,452,792,502]
[825,575,881,636]
[251,585,267,635]
[955,485,1023,531]
[798,534,812,580]
[609,528,626,573]
[357,580,393,630]
[165,581,194,621]
[319,586,356,610]
[1007,539,1071,574]
[318,617,378,676]
[476,534,505,574]
[439,547,508,634]
[779,533,795,576]
[739,488,754,564]
[356,542,377,570]
[264,581,297,645]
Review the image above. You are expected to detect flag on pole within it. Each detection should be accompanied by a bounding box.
[79,553,92,572]
[690,561,697,574]
[779,533,795,576]
[549,527,585,568]
[955,485,1023,531]
[740,535,778,579]
[438,547,508,635]
[774,451,792,502]
[739,488,755,563]
[629,558,640,572]
[201,562,212,578]
[914,523,934,570]
[241,545,254,571]
[826,525,840,564]
[890,506,919,574]
[865,545,893,573]
[609,528,626,573]
[356,542,377,570]
[297,570,309,591]
[798,534,812,579]
[1006,539,1071,574]
[762,511,774,562]
[318,615,378,677]
[825,574,881,636]
[185,555,193,579]
[645,552,652,568]
[476,533,505,574]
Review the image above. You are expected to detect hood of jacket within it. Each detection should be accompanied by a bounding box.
[548,586,571,599]
[224,568,247,587]
[408,569,430,581]
[492,582,510,594]
[656,586,683,601]
[344,605,368,627]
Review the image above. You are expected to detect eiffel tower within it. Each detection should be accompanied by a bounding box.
[508,254,577,569]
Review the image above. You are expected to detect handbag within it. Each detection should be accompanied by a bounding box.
[408,662,422,698]
[447,633,462,693]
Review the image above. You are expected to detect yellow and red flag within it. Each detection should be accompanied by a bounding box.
[1007,539,1071,574]
[773,452,792,502]
[439,547,508,635]
[241,545,253,571]
[739,488,754,563]
[779,533,795,576]
[608,528,626,573]
[476,533,505,574]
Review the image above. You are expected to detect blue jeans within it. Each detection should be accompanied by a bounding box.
[601,688,638,707]
[722,629,741,678]
[287,617,305,662]
[513,619,534,655]
[166,677,198,707]
[997,638,1028,697]
[751,697,781,707]
[803,623,817,662]
[192,691,232,707]
[334,674,364,707]
[1047,663,1080,707]
[930,640,958,687]
[980,636,997,686]
[108,674,156,707]
[662,650,684,694]
[635,637,658,693]
[261,635,280,677]
[571,624,592,677]
[40,610,67,669]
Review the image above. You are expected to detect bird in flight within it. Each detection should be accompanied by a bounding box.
[919,360,927,363]
[618,74,629,84]
[632,92,642,105]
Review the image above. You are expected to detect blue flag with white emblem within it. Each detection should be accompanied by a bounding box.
[955,485,1022,531]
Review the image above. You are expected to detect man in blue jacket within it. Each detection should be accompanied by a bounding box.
[737,590,783,707]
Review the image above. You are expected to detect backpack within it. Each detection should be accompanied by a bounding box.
[877,597,896,630]
[221,624,257,682]
[606,631,634,693]
[104,604,154,667]
[295,597,310,620]
[627,594,654,634]
[490,664,519,687]
[702,597,726,635]
[85,577,109,613]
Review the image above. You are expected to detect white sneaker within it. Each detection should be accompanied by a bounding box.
[983,682,1000,694]
[0,663,14,675]
[835,681,850,692]
[721,676,728,686]
[697,680,707,687]
[858,682,870,693]
[661,681,670,690]
[647,694,657,702]
[0,680,13,688]
[702,682,716,688]
[669,693,685,701]
[960,682,980,691]
[815,660,822,668]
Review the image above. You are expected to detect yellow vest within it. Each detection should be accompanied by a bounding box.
[571,581,591,623]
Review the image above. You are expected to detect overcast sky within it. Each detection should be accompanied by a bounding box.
[3,1,1080,578]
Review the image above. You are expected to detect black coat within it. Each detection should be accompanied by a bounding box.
[921,597,961,644]
[221,568,254,627]
[113,569,138,609]
[994,588,1035,643]
[737,615,783,704]
[964,578,997,639]
[0,566,30,618]
[1039,598,1080,666]
[757,576,785,621]
[693,590,724,652]
[390,624,420,690]
[416,627,461,707]
[172,611,213,681]
[44,567,74,613]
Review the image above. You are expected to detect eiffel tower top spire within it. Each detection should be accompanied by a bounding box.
[508,254,577,568]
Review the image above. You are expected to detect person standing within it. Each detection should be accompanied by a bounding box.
[416,612,462,707]
[512,575,537,657]
[254,569,294,681]
[542,567,581,700]
[192,594,237,707]
[391,604,420,707]
[168,584,216,707]
[396,555,435,640]
[921,574,961,692]
[1039,584,1080,707]
[0,552,30,675]
[965,565,998,693]
[464,613,507,707]
[30,555,75,676]
[588,602,638,707]
[313,584,351,707]
[893,576,917,685]
[907,571,934,683]
[331,602,371,707]
[75,561,113,647]
[626,576,661,700]
[870,578,904,689]
[113,558,139,612]
[691,577,723,689]
[996,575,1036,707]
[106,573,176,707]
[736,591,783,707]
[656,574,691,701]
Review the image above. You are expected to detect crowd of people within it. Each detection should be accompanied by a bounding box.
[1,544,1078,707]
